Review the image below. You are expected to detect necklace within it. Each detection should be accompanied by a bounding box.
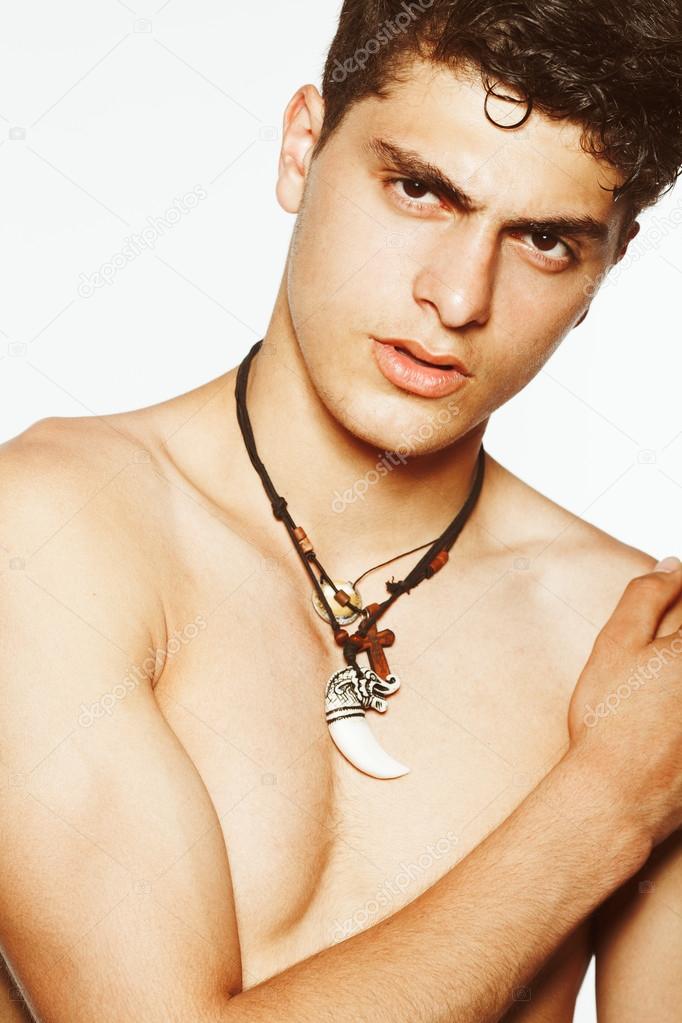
[310,533,445,626]
[235,338,486,780]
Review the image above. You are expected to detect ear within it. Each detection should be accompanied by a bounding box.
[613,218,641,264]
[276,84,325,214]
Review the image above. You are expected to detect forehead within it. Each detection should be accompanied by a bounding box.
[344,58,625,238]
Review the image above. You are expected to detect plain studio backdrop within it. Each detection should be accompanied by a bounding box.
[1,1,681,1017]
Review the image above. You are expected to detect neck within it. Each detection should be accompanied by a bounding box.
[241,291,488,583]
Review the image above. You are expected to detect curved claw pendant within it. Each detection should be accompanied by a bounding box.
[312,579,362,625]
[324,664,410,779]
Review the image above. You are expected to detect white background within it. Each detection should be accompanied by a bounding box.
[1,2,680,1016]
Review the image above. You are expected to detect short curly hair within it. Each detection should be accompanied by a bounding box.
[315,0,682,223]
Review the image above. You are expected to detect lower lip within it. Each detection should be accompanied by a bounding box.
[371,339,470,398]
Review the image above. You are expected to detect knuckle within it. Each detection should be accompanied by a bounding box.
[594,624,631,655]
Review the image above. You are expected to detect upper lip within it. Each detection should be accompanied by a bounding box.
[374,337,471,375]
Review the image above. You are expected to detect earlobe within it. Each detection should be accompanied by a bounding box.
[276,85,325,214]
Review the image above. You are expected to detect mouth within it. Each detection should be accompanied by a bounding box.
[373,336,470,374]
[371,337,471,399]
[394,345,455,369]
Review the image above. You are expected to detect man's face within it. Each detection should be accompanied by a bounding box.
[280,59,634,457]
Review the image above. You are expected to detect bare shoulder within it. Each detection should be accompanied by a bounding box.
[0,412,172,664]
[0,366,235,663]
[0,411,144,504]
[486,454,674,633]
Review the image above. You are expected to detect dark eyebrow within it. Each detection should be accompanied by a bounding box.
[363,135,612,245]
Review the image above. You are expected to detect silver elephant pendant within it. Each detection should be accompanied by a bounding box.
[324,664,410,779]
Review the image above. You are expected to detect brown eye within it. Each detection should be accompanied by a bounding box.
[522,229,573,264]
[389,178,441,210]
[531,230,560,251]
[402,180,430,199]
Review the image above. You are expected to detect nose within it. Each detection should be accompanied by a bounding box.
[411,221,496,329]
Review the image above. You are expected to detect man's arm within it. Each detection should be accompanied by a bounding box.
[0,422,678,1023]
[228,746,649,1023]
[589,553,682,1022]
[0,424,244,1021]
[592,828,682,1020]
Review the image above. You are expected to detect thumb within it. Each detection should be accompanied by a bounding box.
[599,557,682,650]
[654,557,682,571]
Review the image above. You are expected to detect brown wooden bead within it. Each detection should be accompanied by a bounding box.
[293,526,313,554]
[334,629,349,646]
[428,550,449,574]
[334,590,351,606]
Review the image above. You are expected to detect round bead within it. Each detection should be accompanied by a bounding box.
[311,579,363,624]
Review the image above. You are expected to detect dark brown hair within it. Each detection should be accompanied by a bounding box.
[315,0,682,222]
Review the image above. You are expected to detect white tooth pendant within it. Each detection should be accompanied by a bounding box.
[324,601,410,779]
[325,664,409,779]
[312,579,362,625]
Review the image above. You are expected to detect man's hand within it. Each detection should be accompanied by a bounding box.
[566,556,682,848]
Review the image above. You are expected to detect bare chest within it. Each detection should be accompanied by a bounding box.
[152,538,593,1008]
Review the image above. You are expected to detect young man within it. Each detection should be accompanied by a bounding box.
[1,1,682,1020]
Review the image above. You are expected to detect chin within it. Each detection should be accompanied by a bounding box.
[302,348,470,456]
[325,390,464,459]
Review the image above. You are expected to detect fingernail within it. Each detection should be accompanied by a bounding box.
[654,556,682,572]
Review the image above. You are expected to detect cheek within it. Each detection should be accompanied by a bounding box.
[472,315,568,413]
[488,273,583,382]
[288,175,403,330]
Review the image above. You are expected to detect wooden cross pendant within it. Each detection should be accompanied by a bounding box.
[348,602,395,678]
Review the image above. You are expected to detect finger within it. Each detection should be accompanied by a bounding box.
[650,620,682,653]
[598,557,682,650]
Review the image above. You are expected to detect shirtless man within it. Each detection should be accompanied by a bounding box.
[1,1,682,1020]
